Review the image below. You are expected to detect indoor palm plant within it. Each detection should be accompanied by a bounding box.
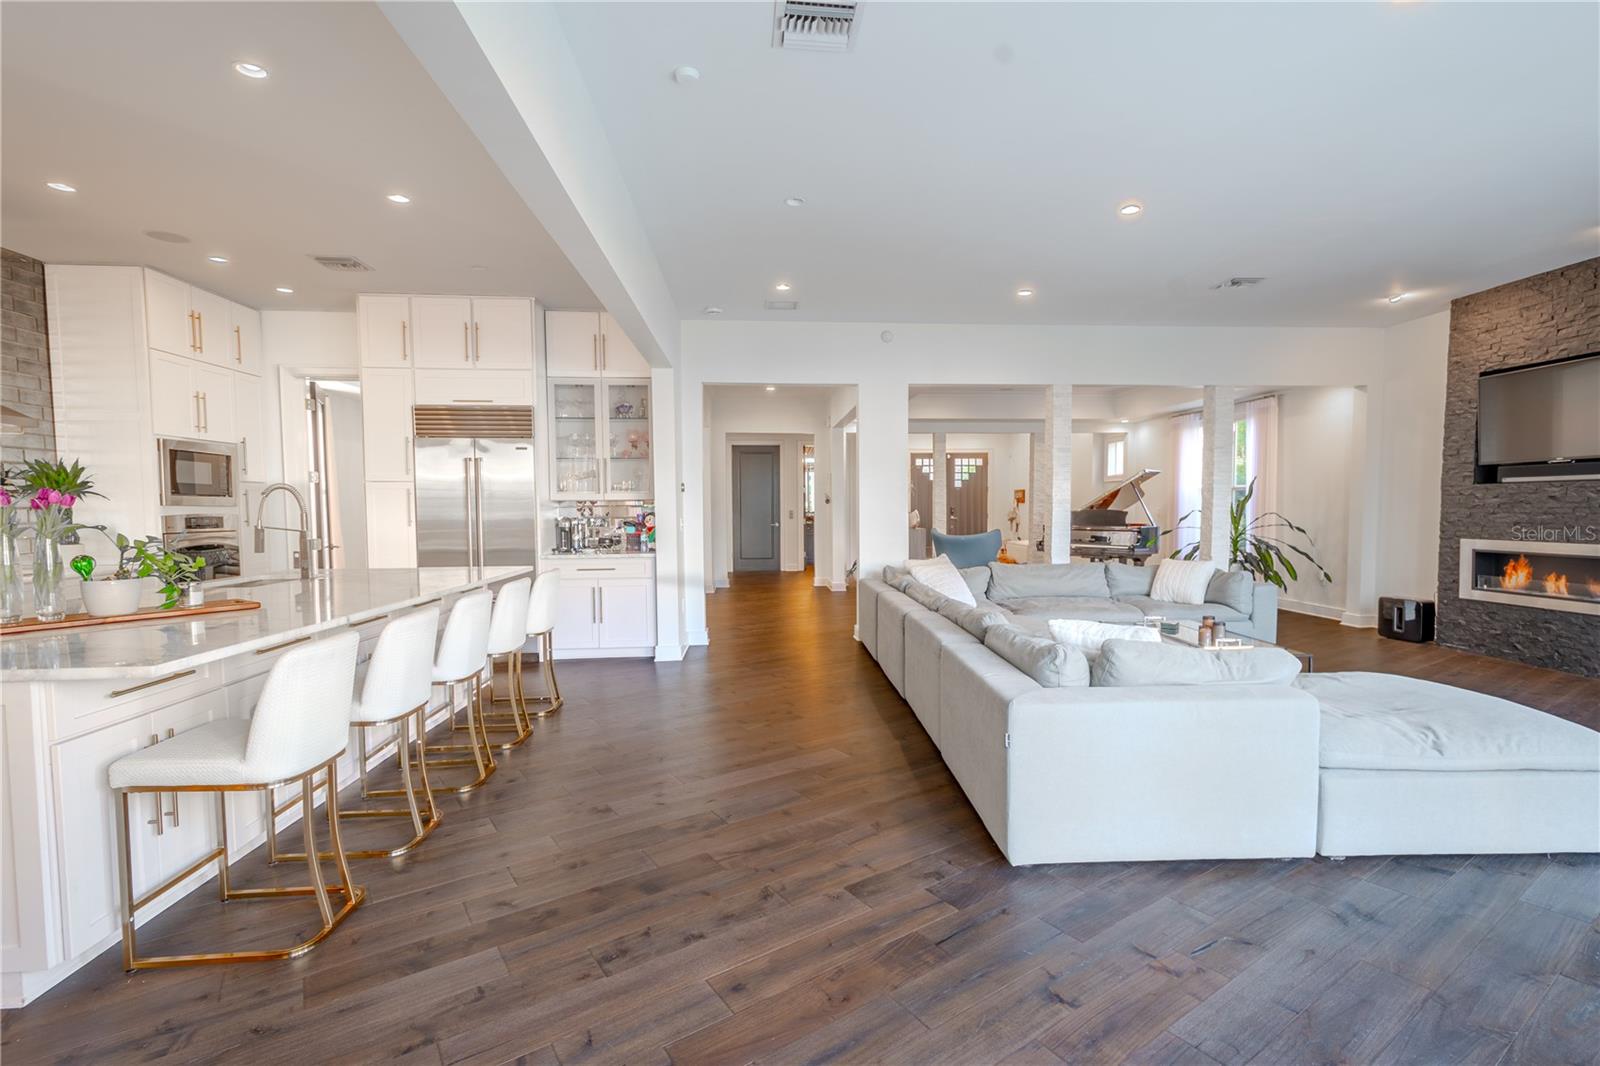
[1164,478,1333,591]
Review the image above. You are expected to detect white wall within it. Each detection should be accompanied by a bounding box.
[1376,311,1450,602]
[1276,387,1359,616]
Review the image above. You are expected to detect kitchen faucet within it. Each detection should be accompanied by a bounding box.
[252,482,322,579]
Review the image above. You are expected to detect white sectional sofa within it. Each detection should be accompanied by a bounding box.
[860,568,1600,865]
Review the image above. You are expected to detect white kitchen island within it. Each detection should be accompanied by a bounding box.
[0,565,530,1006]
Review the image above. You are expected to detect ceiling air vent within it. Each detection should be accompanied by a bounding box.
[764,300,800,311]
[773,1,861,52]
[1211,276,1265,290]
[312,255,374,273]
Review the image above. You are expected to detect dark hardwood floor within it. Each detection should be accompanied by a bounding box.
[4,572,1597,1064]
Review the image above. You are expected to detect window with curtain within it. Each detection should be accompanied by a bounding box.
[1171,395,1278,555]
[1104,437,1127,480]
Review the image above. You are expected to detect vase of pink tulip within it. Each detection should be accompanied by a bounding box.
[0,468,24,623]
[18,459,101,623]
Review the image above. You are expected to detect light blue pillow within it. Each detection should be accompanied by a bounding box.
[984,624,1091,688]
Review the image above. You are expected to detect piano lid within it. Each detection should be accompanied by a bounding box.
[1080,468,1161,524]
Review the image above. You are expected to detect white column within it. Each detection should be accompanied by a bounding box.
[828,425,849,591]
[649,367,684,659]
[1029,432,1044,558]
[1199,385,1236,565]
[679,380,708,646]
[1043,385,1073,563]
[1342,385,1381,627]
[856,381,910,632]
[930,432,948,536]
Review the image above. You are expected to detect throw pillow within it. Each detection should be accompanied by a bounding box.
[1206,570,1254,615]
[1046,618,1162,658]
[904,554,977,606]
[937,598,1009,640]
[1149,558,1217,605]
[882,564,910,587]
[987,561,1111,601]
[903,580,951,613]
[984,624,1091,688]
[1104,562,1156,598]
[1090,640,1302,687]
[959,565,992,602]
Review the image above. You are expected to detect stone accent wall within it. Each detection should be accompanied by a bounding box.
[2,248,55,466]
[1436,257,1600,676]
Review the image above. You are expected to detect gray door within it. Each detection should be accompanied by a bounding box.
[910,454,933,531]
[473,437,538,566]
[414,437,474,567]
[733,445,780,571]
[947,452,989,534]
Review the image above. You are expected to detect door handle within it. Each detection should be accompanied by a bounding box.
[463,322,471,362]
[401,320,408,361]
[234,324,242,363]
[597,586,604,624]
[464,457,476,563]
[473,457,486,566]
[147,733,164,836]
[163,729,180,825]
[404,436,412,474]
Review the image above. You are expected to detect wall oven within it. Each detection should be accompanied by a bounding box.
[157,437,238,508]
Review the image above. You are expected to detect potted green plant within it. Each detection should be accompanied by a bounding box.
[1163,478,1333,591]
[71,532,201,615]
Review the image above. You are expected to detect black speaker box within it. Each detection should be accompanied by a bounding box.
[1378,597,1435,643]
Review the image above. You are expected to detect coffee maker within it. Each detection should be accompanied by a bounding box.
[555,516,577,554]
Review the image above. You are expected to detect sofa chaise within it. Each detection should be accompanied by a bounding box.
[860,564,1600,865]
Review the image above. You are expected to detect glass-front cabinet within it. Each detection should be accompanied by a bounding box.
[548,378,651,500]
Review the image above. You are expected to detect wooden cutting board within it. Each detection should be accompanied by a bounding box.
[0,598,262,636]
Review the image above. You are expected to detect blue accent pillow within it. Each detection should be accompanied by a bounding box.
[932,529,1003,569]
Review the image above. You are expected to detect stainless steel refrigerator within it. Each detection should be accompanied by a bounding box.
[412,405,537,567]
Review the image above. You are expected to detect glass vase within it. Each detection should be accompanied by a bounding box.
[32,533,67,622]
[0,528,24,623]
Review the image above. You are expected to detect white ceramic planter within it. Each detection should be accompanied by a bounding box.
[79,578,145,618]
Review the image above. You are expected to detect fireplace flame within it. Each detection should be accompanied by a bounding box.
[1501,555,1533,590]
[1543,571,1569,596]
[1589,578,1600,598]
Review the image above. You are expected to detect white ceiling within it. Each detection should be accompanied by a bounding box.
[1,2,596,312]
[557,1,1600,327]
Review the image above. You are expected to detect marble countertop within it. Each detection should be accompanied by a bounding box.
[0,566,531,682]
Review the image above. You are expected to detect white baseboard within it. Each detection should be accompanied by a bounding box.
[686,628,710,647]
[830,581,847,592]
[654,643,687,662]
[1278,597,1344,621]
[1340,611,1378,629]
[714,576,730,589]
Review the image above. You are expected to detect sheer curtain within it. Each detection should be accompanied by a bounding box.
[1239,395,1279,530]
[1169,412,1204,554]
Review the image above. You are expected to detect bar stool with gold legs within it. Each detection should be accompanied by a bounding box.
[106,630,364,970]
[269,605,442,862]
[521,571,564,718]
[480,576,533,749]
[414,587,497,793]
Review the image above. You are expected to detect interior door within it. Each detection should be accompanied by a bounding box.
[946,453,989,534]
[733,445,781,571]
[473,437,538,566]
[909,453,933,531]
[413,437,472,566]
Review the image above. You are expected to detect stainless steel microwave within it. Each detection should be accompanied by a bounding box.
[157,437,239,508]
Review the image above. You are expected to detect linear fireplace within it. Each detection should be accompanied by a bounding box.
[1459,538,1600,617]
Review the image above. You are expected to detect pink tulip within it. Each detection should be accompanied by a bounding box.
[29,496,44,510]
[0,489,11,507]
[60,493,76,508]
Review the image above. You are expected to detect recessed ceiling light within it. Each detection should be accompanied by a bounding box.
[1120,419,1130,424]
[386,193,411,204]
[702,306,723,315]
[1388,292,1411,303]
[765,386,777,392]
[45,181,77,193]
[233,61,269,79]
[1016,288,1035,297]
[672,65,700,84]
[275,286,294,294]
[207,255,229,264]
[144,230,190,244]
[784,197,805,208]
[774,282,792,292]
[1118,201,1144,217]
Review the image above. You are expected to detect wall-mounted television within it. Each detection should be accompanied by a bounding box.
[1476,352,1600,481]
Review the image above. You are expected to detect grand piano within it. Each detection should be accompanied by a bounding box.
[1070,468,1162,564]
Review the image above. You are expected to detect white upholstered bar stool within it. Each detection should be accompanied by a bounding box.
[522,571,564,717]
[419,588,497,792]
[107,630,363,971]
[480,576,533,749]
[271,605,442,861]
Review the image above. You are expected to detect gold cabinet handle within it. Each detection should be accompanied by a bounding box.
[401,320,408,361]
[474,321,481,362]
[463,321,470,362]
[193,391,203,431]
[592,333,598,371]
[109,669,197,699]
[404,435,412,474]
[255,634,311,656]
[199,392,208,433]
[147,733,165,836]
[234,324,242,363]
[601,332,607,372]
[196,310,204,353]
[189,311,199,352]
[163,728,180,826]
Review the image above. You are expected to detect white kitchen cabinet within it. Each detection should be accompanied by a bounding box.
[144,270,193,357]
[597,578,654,648]
[600,313,650,376]
[359,295,412,367]
[234,374,265,480]
[470,298,534,370]
[411,296,474,368]
[413,369,533,407]
[188,287,232,368]
[545,310,600,376]
[149,350,198,438]
[360,368,415,482]
[192,364,235,443]
[548,378,652,500]
[365,482,417,568]
[228,302,262,376]
[552,577,601,651]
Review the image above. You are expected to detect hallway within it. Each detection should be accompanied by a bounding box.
[3,572,1596,1064]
